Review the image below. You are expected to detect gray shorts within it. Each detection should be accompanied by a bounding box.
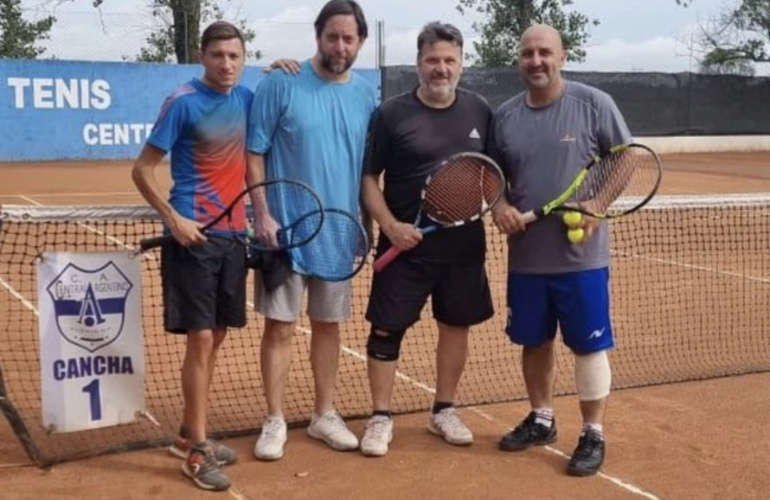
[254,270,352,322]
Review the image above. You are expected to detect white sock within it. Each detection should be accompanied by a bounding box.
[582,423,604,440]
[533,408,554,428]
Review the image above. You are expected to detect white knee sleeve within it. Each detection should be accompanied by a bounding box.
[574,350,612,402]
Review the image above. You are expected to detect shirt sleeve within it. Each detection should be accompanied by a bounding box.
[363,106,390,176]
[486,111,511,182]
[595,92,633,154]
[246,73,287,155]
[147,93,189,153]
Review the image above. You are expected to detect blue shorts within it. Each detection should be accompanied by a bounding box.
[505,268,613,353]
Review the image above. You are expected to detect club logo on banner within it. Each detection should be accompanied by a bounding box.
[46,261,132,353]
[37,252,145,433]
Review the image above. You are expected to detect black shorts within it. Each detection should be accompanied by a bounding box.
[161,237,247,334]
[365,257,494,331]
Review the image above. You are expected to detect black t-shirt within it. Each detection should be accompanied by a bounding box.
[364,87,493,262]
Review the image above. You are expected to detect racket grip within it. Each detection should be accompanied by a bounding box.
[372,246,403,272]
[521,210,537,225]
[139,234,173,251]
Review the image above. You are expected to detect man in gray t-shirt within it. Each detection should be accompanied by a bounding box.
[488,23,632,477]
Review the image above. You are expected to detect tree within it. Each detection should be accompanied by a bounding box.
[698,48,756,76]
[456,0,599,67]
[678,0,769,76]
[92,0,259,64]
[0,0,56,59]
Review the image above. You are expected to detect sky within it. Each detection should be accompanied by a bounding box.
[17,0,770,75]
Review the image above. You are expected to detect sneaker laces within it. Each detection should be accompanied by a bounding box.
[190,446,219,471]
[319,411,347,430]
[516,413,544,437]
[434,408,465,432]
[262,418,285,439]
[573,433,602,459]
[366,416,391,439]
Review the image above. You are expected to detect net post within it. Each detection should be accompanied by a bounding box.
[0,368,45,466]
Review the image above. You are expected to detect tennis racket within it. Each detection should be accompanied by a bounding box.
[373,152,505,272]
[138,179,324,253]
[521,143,662,224]
[291,208,370,281]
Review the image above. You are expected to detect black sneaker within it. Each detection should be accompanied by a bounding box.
[567,430,605,477]
[499,411,557,452]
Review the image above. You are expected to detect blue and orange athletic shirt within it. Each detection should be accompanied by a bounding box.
[147,78,254,234]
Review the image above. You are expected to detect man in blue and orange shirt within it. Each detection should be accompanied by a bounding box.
[131,21,253,492]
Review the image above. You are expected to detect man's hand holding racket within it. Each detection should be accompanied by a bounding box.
[165,212,207,247]
[251,210,282,249]
[491,198,526,236]
[139,179,324,254]
[493,143,663,243]
[372,151,505,272]
[381,219,423,252]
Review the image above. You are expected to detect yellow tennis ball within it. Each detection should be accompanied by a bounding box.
[563,211,582,228]
[568,228,585,244]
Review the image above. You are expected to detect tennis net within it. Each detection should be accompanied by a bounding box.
[1,194,769,464]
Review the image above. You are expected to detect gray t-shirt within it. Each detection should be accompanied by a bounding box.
[489,80,632,274]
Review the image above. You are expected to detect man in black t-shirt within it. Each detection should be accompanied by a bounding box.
[359,21,494,456]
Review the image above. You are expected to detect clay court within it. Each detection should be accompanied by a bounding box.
[1,152,769,500]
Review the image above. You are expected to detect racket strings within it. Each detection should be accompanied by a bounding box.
[575,149,660,215]
[293,209,367,281]
[423,159,504,224]
[246,182,324,249]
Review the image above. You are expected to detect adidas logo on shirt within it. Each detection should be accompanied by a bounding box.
[468,128,481,139]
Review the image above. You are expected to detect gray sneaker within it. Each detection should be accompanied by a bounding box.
[182,446,232,491]
[169,436,237,466]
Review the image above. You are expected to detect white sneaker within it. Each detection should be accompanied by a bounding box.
[254,416,287,461]
[428,408,473,445]
[360,416,394,457]
[307,410,359,451]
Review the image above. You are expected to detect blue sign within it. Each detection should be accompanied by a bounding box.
[0,60,381,161]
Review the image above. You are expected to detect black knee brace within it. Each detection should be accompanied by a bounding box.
[366,326,406,362]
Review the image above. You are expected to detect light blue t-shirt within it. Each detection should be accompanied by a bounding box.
[246,60,376,275]
[247,60,376,215]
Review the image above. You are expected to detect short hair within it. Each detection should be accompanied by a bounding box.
[200,21,245,52]
[314,0,368,40]
[417,22,464,55]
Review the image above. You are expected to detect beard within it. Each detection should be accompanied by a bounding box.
[320,51,355,75]
[420,76,458,100]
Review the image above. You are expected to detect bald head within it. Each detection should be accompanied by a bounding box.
[517,24,566,101]
[520,24,564,55]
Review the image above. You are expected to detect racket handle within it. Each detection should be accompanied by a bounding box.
[140,234,174,251]
[372,246,403,272]
[521,210,537,225]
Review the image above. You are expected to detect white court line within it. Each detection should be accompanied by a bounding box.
[19,195,149,255]
[0,195,159,324]
[17,192,138,198]
[0,276,39,317]
[15,196,260,308]
[295,326,664,500]
[613,249,770,284]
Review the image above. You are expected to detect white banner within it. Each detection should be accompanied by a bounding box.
[37,251,145,433]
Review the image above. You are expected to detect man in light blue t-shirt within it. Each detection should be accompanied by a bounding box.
[245,0,376,462]
[488,24,632,477]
